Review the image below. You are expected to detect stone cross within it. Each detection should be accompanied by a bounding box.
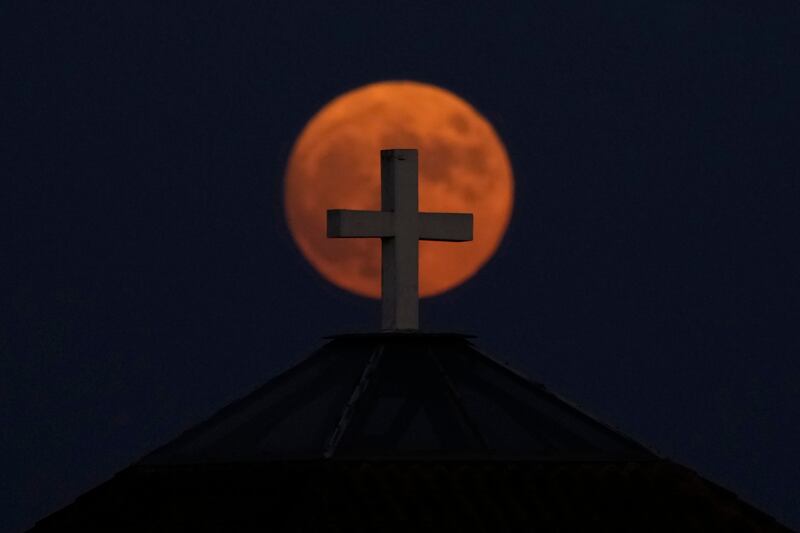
[327,149,473,331]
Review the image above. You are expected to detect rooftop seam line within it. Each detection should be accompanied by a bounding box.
[465,344,657,457]
[323,343,384,458]
[426,342,490,453]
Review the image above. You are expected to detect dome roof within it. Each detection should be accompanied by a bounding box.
[142,333,651,464]
[32,333,789,532]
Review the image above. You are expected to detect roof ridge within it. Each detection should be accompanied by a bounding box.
[425,342,489,451]
[463,342,658,458]
[324,343,384,458]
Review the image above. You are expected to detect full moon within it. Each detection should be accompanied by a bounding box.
[285,81,514,298]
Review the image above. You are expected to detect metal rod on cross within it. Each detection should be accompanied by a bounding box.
[327,149,473,331]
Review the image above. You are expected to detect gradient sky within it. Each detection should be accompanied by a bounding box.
[2,1,799,531]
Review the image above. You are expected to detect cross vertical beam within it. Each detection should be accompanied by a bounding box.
[327,148,473,331]
[381,149,419,330]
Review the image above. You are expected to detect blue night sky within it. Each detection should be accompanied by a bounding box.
[2,1,798,531]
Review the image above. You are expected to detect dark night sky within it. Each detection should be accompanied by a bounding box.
[2,1,799,531]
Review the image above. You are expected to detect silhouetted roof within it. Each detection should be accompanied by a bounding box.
[30,333,790,531]
[32,460,788,531]
[142,333,650,463]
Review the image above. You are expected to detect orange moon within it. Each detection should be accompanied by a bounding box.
[284,81,514,298]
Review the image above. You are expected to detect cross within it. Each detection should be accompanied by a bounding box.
[327,149,473,331]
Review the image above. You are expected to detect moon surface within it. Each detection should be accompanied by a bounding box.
[284,81,514,298]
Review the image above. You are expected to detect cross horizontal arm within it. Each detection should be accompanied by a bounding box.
[419,212,473,241]
[327,209,394,238]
